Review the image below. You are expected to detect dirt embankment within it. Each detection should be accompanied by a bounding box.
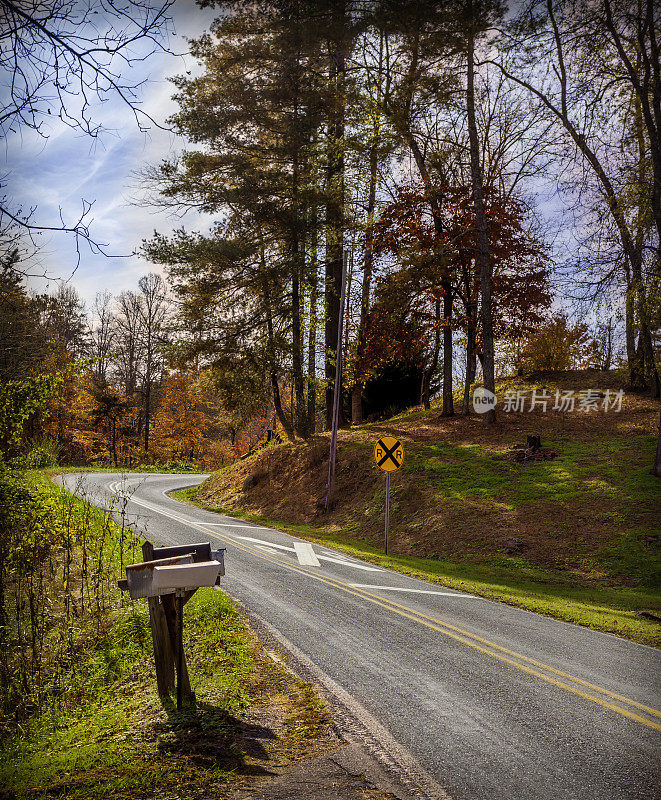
[195,371,660,585]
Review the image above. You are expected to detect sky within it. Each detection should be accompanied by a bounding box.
[4,0,217,310]
[3,1,608,331]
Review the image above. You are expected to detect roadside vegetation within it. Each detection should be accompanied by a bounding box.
[0,469,336,800]
[182,371,661,647]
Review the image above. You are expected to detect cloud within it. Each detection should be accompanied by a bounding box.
[4,1,216,306]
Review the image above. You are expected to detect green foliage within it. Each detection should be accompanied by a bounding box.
[0,374,61,456]
[9,438,61,469]
[143,2,333,440]
[0,470,142,723]
[0,464,60,583]
[0,590,256,800]
[184,588,255,712]
[0,249,51,385]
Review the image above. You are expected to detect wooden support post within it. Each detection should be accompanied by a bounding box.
[141,541,196,706]
[142,542,175,696]
[148,596,175,695]
[161,593,192,702]
[176,589,184,710]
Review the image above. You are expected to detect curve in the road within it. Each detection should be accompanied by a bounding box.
[57,472,661,800]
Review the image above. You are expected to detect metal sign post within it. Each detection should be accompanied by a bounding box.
[374,436,404,555]
[385,472,390,554]
[325,250,349,512]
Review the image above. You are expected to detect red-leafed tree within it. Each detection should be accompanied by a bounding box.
[370,184,550,412]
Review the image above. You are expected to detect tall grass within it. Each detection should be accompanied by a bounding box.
[0,468,140,726]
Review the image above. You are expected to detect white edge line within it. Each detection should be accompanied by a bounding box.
[237,604,452,800]
[349,585,480,597]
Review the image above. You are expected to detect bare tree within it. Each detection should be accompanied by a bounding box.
[137,272,168,453]
[88,291,115,382]
[114,290,144,398]
[490,0,660,395]
[0,0,176,262]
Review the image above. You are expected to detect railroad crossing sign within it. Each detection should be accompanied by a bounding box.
[374,436,404,472]
[374,436,404,555]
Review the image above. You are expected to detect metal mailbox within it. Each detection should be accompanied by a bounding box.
[118,539,227,710]
[124,554,193,599]
[152,559,223,592]
[152,542,226,577]
[152,542,212,562]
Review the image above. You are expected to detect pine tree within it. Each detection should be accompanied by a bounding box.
[144,1,328,439]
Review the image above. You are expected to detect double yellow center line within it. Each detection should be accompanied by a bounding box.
[123,486,661,732]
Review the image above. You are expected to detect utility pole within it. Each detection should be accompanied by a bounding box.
[325,251,348,512]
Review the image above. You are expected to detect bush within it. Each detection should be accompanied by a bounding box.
[162,459,198,472]
[0,469,140,723]
[9,439,61,469]
[518,314,595,373]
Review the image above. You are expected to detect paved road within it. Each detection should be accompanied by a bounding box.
[57,472,661,800]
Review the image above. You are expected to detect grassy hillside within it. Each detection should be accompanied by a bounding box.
[187,370,661,645]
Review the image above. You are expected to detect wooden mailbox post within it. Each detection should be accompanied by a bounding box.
[119,541,225,709]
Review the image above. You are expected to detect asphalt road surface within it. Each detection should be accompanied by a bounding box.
[57,472,661,800]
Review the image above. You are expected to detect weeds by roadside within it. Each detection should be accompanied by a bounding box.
[0,469,141,724]
[0,473,337,800]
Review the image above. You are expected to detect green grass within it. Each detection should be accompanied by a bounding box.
[2,472,334,799]
[173,487,661,647]
[0,589,256,800]
[0,471,260,800]
[49,464,206,475]
[404,435,657,506]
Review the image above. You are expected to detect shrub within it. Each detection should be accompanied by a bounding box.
[9,439,61,469]
[518,314,596,373]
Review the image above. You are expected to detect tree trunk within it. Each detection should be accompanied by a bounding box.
[144,331,151,452]
[290,51,308,440]
[421,298,442,410]
[467,28,496,425]
[603,0,661,249]
[324,1,346,430]
[261,260,294,442]
[463,326,477,415]
[307,228,318,434]
[441,286,454,416]
[291,233,307,438]
[604,321,612,371]
[462,260,478,415]
[351,384,363,423]
[624,265,646,389]
[351,32,383,425]
[111,417,118,467]
[631,260,660,397]
[631,84,660,396]
[652,408,661,478]
[271,372,294,442]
